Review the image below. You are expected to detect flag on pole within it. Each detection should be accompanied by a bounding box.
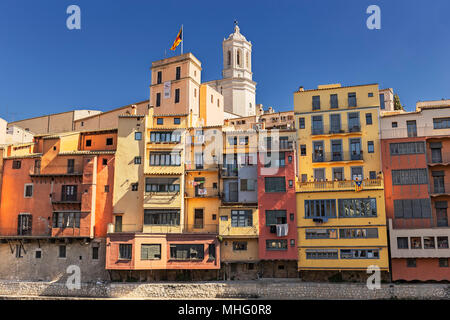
[170,26,183,51]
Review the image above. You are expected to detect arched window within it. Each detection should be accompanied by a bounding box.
[246,52,249,69]
[237,50,241,66]
[227,50,231,66]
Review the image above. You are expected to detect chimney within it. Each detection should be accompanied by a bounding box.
[299,86,304,92]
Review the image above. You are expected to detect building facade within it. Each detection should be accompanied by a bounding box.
[381,100,450,281]
[295,83,389,281]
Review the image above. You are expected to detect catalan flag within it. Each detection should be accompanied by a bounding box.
[170,26,183,51]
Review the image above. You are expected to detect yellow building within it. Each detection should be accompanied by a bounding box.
[294,83,389,279]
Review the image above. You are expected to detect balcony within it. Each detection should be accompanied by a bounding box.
[266,140,294,151]
[29,165,83,177]
[311,125,361,136]
[312,151,363,163]
[430,183,450,197]
[220,164,239,177]
[428,152,450,166]
[185,187,220,198]
[50,192,82,204]
[297,178,383,192]
[219,224,258,238]
[185,163,219,171]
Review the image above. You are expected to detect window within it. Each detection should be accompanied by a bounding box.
[92,247,99,260]
[330,94,338,108]
[175,88,180,103]
[368,92,373,97]
[348,92,357,107]
[233,241,247,251]
[394,199,431,218]
[301,174,307,182]
[157,71,162,84]
[52,212,81,228]
[231,210,253,227]
[176,66,181,80]
[141,244,161,260]
[194,209,204,229]
[24,184,33,198]
[157,118,163,125]
[306,249,338,259]
[300,145,306,156]
[331,139,342,160]
[312,115,323,135]
[290,239,295,247]
[59,245,66,258]
[266,240,288,250]
[106,138,113,145]
[156,93,161,107]
[407,258,416,268]
[366,113,372,125]
[150,131,181,143]
[436,202,448,227]
[407,120,417,137]
[314,168,325,181]
[299,117,305,129]
[119,244,132,260]
[379,93,385,109]
[35,250,42,259]
[115,216,122,232]
[333,167,344,181]
[104,185,109,192]
[312,141,324,162]
[12,160,21,169]
[67,159,75,174]
[170,244,204,260]
[389,142,425,155]
[312,96,320,110]
[330,114,341,133]
[410,237,422,249]
[135,132,142,140]
[289,180,293,187]
[348,112,360,132]
[305,200,337,218]
[339,228,378,239]
[338,198,377,217]
[392,122,398,128]
[369,171,377,179]
[340,249,379,259]
[174,118,181,124]
[424,237,435,249]
[397,237,409,249]
[144,209,180,225]
[102,158,108,166]
[265,210,287,225]
[208,244,216,261]
[86,139,92,147]
[149,153,181,166]
[290,213,295,221]
[439,258,449,268]
[351,166,363,180]
[134,156,141,164]
[392,169,428,185]
[437,237,449,249]
[306,229,337,239]
[368,141,374,153]
[240,179,256,191]
[433,117,450,129]
[131,183,138,191]
[265,177,286,192]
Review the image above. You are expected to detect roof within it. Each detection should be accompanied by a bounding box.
[294,83,378,94]
[73,99,149,122]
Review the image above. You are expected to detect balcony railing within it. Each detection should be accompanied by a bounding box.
[430,183,450,196]
[50,192,82,203]
[297,178,383,192]
[220,164,239,177]
[185,187,220,198]
[311,125,361,135]
[219,224,259,237]
[185,163,219,171]
[428,152,450,165]
[312,151,363,163]
[391,218,448,229]
[29,165,83,176]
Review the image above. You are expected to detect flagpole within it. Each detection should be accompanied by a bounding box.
[181,24,184,55]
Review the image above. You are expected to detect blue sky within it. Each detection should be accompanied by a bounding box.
[0,0,449,121]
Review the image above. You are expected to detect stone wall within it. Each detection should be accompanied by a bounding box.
[0,280,448,299]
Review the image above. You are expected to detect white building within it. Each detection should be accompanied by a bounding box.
[206,23,257,118]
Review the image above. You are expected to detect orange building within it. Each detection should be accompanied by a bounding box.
[0,129,117,281]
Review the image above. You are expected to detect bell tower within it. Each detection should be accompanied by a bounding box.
[207,22,256,117]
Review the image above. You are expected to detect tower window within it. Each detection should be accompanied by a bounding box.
[175,89,180,103]
[237,50,241,66]
[176,66,181,80]
[227,50,231,66]
[157,71,162,84]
